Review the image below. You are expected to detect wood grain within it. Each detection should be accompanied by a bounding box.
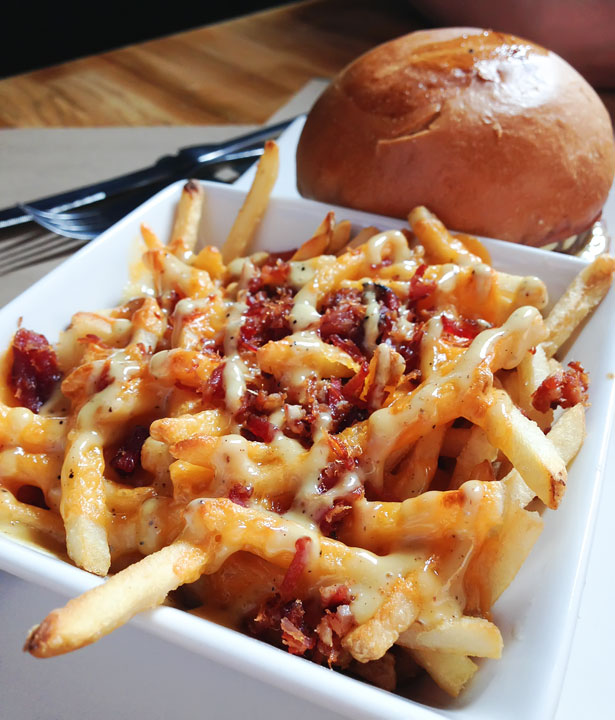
[0,0,611,128]
[0,0,420,128]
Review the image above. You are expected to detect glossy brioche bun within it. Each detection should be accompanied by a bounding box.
[296,28,615,246]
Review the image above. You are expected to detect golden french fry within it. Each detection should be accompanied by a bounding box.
[0,486,65,544]
[342,574,419,663]
[547,403,586,463]
[398,616,503,658]
[342,225,380,254]
[408,206,485,267]
[25,540,209,657]
[543,253,615,357]
[411,649,478,697]
[449,426,497,490]
[0,402,66,453]
[192,245,226,278]
[221,140,279,262]
[257,333,359,381]
[388,424,448,500]
[60,430,110,576]
[329,219,352,254]
[292,211,335,260]
[168,179,205,261]
[473,388,566,509]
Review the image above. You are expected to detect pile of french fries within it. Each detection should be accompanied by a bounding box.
[0,140,613,699]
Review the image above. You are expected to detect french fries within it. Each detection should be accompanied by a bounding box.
[221,140,279,262]
[0,159,612,705]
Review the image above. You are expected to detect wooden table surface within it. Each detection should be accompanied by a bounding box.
[0,0,421,128]
[1,0,613,129]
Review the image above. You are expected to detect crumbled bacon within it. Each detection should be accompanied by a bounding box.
[342,361,369,403]
[389,322,424,373]
[325,433,355,470]
[281,609,316,655]
[228,483,253,507]
[317,603,356,644]
[202,362,226,403]
[110,425,149,480]
[327,334,365,363]
[240,287,294,351]
[9,328,61,413]
[408,264,436,304]
[322,377,367,434]
[372,283,400,339]
[243,413,276,443]
[279,536,312,601]
[441,315,485,347]
[532,361,589,414]
[319,288,365,346]
[94,361,113,393]
[248,257,291,294]
[318,436,356,494]
[245,579,355,667]
[320,583,353,609]
[318,500,354,537]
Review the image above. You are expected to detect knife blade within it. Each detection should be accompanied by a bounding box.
[0,116,300,230]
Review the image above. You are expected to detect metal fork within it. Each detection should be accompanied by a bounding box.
[21,147,263,241]
[0,148,263,276]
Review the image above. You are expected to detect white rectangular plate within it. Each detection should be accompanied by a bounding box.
[0,179,613,720]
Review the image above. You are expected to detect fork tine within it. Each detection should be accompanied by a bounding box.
[19,206,99,240]
[0,230,78,263]
[0,235,86,276]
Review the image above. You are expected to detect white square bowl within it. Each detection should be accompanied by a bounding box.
[0,180,613,720]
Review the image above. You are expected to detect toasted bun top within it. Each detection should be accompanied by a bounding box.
[296,28,615,246]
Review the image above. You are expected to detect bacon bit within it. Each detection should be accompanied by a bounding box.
[325,433,355,470]
[243,413,277,443]
[319,288,365,346]
[441,315,484,346]
[77,333,103,346]
[408,264,436,304]
[268,493,294,515]
[228,483,253,507]
[95,361,113,393]
[202,362,226,403]
[323,603,356,637]
[279,536,312,601]
[9,328,61,413]
[315,604,356,666]
[319,500,353,536]
[245,582,356,667]
[281,607,316,655]
[320,583,353,609]
[374,283,400,312]
[284,403,307,436]
[391,323,424,373]
[372,284,400,339]
[248,597,315,655]
[240,287,294,351]
[248,258,291,294]
[327,334,365,362]
[110,425,149,480]
[532,361,589,413]
[318,462,347,493]
[342,361,369,403]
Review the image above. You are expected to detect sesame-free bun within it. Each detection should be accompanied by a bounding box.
[296,28,615,246]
